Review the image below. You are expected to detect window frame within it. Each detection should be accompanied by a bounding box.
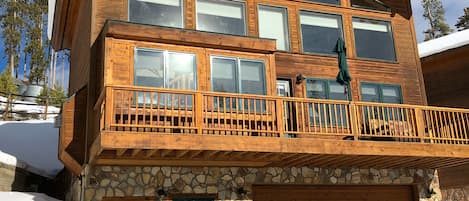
[299,10,345,56]
[195,0,248,36]
[352,17,398,63]
[350,0,391,13]
[305,78,351,100]
[210,55,267,95]
[127,0,185,28]
[360,82,403,104]
[257,4,291,51]
[304,0,341,6]
[133,47,198,90]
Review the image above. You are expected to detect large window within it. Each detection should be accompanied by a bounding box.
[306,79,349,126]
[353,18,396,61]
[134,49,196,105]
[135,49,196,90]
[258,5,290,51]
[196,0,246,36]
[351,0,390,12]
[360,83,402,104]
[211,57,266,95]
[129,0,184,28]
[305,0,340,5]
[300,11,343,55]
[211,56,266,112]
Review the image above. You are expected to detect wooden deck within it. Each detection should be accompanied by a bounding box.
[80,85,469,169]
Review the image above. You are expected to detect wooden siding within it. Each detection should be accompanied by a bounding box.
[439,164,469,189]
[421,45,469,109]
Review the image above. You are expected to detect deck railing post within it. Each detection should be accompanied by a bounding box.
[349,102,360,141]
[104,86,113,131]
[195,92,204,134]
[276,98,285,137]
[414,108,426,143]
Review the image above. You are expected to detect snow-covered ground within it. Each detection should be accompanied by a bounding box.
[0,96,60,120]
[0,120,63,178]
[0,192,61,201]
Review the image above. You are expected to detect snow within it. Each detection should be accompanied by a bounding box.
[0,96,60,120]
[418,29,469,58]
[0,120,63,178]
[0,192,61,201]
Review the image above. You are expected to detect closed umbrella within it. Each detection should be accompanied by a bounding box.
[335,38,352,100]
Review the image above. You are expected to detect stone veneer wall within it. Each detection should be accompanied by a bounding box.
[75,166,443,201]
[441,186,469,201]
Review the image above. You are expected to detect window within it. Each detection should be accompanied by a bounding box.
[360,83,402,104]
[258,5,290,51]
[306,79,349,126]
[196,0,246,36]
[129,0,184,28]
[300,11,343,55]
[211,56,266,112]
[351,0,391,12]
[134,48,196,106]
[360,83,403,121]
[211,57,266,95]
[305,0,340,5]
[353,18,396,61]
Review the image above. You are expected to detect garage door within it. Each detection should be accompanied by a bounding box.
[253,185,418,201]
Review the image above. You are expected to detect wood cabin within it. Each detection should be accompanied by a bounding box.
[51,0,469,200]
[418,29,469,201]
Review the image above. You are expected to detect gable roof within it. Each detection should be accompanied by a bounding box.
[418,29,469,58]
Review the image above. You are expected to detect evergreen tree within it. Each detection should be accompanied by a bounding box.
[421,0,452,41]
[455,8,469,31]
[37,85,66,106]
[24,0,49,84]
[0,68,18,95]
[0,0,26,77]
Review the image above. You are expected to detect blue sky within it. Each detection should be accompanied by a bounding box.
[1,1,469,79]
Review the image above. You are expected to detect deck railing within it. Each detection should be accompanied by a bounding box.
[97,85,469,145]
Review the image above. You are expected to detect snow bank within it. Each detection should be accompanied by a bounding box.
[418,29,469,58]
[0,120,63,178]
[0,192,61,201]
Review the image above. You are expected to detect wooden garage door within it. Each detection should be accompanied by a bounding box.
[253,185,418,201]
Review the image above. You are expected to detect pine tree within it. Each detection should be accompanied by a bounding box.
[0,0,26,77]
[24,0,49,84]
[0,68,18,95]
[455,8,469,31]
[421,0,452,41]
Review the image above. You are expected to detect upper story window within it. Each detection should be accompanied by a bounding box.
[306,0,340,5]
[258,5,290,51]
[306,79,348,100]
[134,48,196,90]
[351,0,391,12]
[211,56,266,95]
[300,11,343,55]
[353,17,396,62]
[129,0,184,28]
[360,82,402,103]
[196,0,246,36]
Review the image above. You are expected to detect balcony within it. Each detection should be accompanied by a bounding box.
[82,85,469,169]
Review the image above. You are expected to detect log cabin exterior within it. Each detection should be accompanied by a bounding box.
[419,30,469,201]
[51,0,469,200]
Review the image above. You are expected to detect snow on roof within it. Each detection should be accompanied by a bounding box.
[0,120,63,178]
[418,29,469,58]
[0,192,61,201]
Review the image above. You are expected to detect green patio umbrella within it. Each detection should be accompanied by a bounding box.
[335,38,352,100]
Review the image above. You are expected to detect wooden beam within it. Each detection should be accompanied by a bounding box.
[116,149,127,157]
[131,149,141,157]
[145,150,158,158]
[95,158,270,167]
[188,150,204,159]
[203,151,220,159]
[160,150,173,158]
[176,150,190,158]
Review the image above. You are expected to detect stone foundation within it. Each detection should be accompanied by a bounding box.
[71,166,442,201]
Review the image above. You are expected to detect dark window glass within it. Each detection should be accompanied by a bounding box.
[306,79,348,126]
[129,0,183,28]
[306,0,340,5]
[240,60,266,95]
[351,0,390,12]
[134,50,164,88]
[197,0,246,35]
[300,11,343,55]
[353,18,396,61]
[212,58,237,93]
[360,83,401,104]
